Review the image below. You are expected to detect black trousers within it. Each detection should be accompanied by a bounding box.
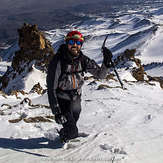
[58,95,81,139]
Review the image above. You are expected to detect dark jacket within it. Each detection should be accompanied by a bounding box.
[47,44,109,114]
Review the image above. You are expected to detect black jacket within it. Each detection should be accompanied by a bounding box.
[47,44,109,114]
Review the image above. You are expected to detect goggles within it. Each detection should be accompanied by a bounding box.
[67,39,82,46]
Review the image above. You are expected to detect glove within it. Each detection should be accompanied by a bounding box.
[52,105,67,124]
[55,113,67,124]
[102,47,113,68]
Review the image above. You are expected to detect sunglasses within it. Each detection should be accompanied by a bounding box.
[68,40,82,46]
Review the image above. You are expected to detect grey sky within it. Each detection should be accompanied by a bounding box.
[0,0,104,12]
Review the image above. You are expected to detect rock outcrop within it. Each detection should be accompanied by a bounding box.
[131,58,146,81]
[147,76,163,89]
[13,23,54,71]
[29,82,45,95]
[0,23,54,94]
[114,49,147,81]
[114,49,163,89]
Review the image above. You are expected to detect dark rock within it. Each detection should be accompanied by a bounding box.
[0,23,55,94]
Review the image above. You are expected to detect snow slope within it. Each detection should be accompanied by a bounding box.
[0,5,163,163]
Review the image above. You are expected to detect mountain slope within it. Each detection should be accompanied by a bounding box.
[0,4,163,163]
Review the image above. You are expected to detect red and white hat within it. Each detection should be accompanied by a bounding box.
[65,31,84,42]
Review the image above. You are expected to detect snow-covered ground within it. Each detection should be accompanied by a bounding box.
[0,5,163,163]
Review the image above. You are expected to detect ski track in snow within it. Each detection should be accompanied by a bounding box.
[1,4,163,163]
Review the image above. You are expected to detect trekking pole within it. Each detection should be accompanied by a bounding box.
[102,34,125,89]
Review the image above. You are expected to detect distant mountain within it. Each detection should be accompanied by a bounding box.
[1,0,163,46]
[0,0,102,44]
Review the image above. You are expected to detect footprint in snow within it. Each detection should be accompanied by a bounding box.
[144,114,154,124]
[99,144,113,151]
[99,144,127,155]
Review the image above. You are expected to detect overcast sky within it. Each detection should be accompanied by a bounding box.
[0,0,105,12]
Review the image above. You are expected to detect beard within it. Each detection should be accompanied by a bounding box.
[69,46,80,56]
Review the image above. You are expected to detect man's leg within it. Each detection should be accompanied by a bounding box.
[70,95,81,123]
[57,97,79,141]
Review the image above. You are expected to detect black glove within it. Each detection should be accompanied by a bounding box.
[102,47,113,68]
[52,105,67,124]
[55,113,67,124]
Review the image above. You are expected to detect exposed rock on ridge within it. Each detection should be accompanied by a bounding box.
[0,23,54,94]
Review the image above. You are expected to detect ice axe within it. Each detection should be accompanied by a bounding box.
[102,34,125,89]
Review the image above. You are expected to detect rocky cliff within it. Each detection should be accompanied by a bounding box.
[0,23,54,94]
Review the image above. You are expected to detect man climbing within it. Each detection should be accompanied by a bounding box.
[47,31,113,142]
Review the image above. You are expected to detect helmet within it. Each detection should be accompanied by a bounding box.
[65,31,84,42]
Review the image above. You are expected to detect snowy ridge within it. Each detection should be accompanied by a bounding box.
[0,5,163,163]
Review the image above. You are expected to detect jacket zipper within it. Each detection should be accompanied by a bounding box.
[72,60,76,89]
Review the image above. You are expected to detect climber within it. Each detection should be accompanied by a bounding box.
[47,31,113,142]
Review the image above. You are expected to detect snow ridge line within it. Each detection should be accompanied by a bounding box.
[143,61,163,71]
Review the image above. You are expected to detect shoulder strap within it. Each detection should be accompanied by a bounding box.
[79,52,87,73]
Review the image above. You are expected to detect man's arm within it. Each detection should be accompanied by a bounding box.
[82,55,110,79]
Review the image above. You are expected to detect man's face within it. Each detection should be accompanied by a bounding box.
[67,40,82,56]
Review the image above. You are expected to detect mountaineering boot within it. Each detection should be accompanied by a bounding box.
[58,127,78,143]
[58,128,68,143]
